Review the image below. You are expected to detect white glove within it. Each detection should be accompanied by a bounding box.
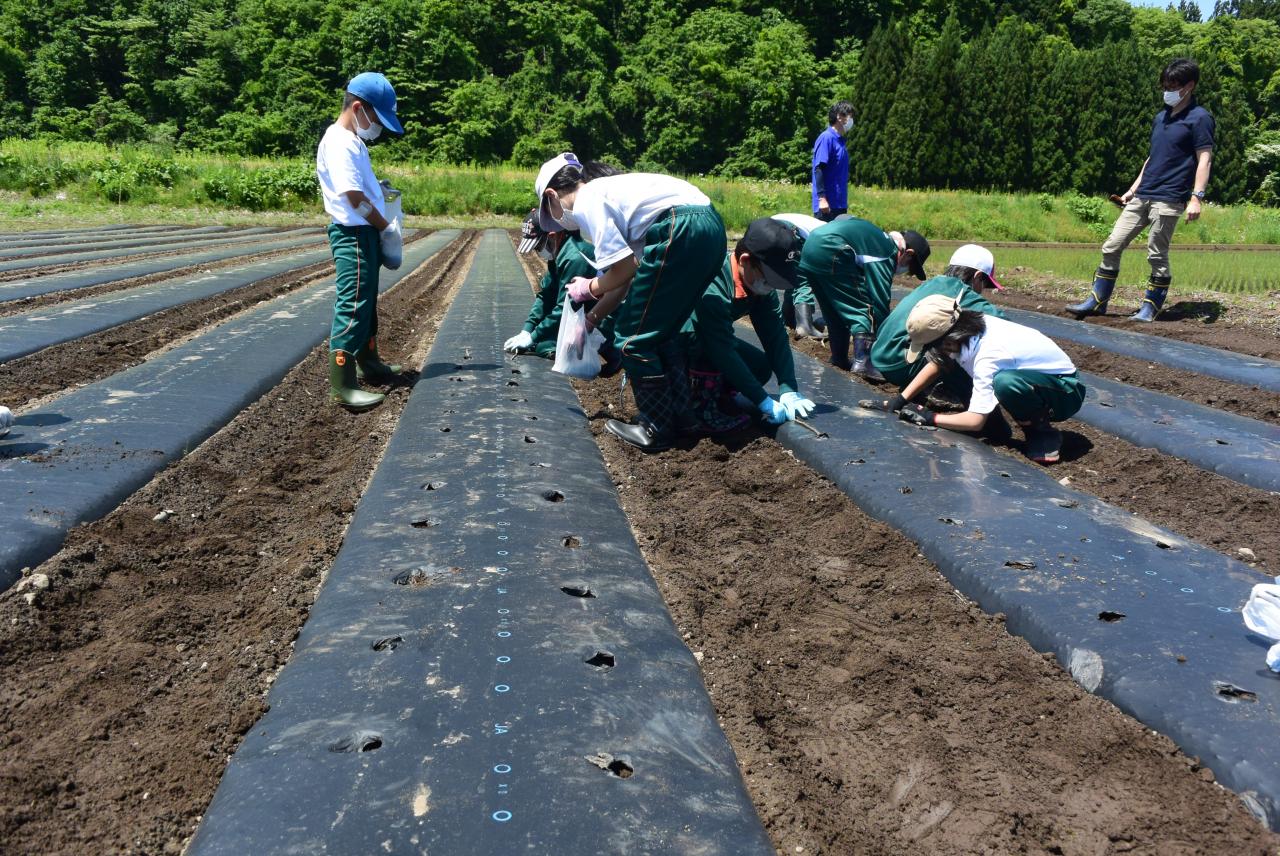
[504,330,533,353]
[758,396,788,425]
[779,392,815,419]
[0,405,11,438]
[380,221,403,270]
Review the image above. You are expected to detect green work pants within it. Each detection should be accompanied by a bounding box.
[328,223,382,356]
[992,370,1086,422]
[614,205,726,379]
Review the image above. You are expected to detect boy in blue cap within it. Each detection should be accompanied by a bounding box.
[316,72,405,410]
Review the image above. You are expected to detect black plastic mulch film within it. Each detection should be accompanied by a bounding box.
[0,239,335,365]
[0,229,323,303]
[745,331,1280,830]
[0,223,197,249]
[0,224,238,259]
[0,227,283,275]
[0,232,459,591]
[189,231,772,856]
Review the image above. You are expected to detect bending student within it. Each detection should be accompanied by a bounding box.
[892,295,1086,465]
[534,152,727,452]
[797,215,930,380]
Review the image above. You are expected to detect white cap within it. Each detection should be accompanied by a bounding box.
[535,153,584,232]
[948,243,1004,291]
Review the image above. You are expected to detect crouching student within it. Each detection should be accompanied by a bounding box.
[892,295,1086,464]
[685,217,815,427]
[504,208,622,376]
[796,216,931,380]
[867,243,1007,410]
[534,153,727,452]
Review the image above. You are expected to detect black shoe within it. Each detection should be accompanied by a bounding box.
[981,408,1014,443]
[1020,412,1062,464]
[605,418,671,451]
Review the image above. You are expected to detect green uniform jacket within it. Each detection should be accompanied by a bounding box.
[871,276,1005,386]
[523,235,598,351]
[690,253,799,405]
[796,216,898,336]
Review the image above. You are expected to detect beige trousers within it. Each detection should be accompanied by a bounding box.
[1100,197,1185,280]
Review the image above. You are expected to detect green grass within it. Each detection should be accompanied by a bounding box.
[994,246,1280,295]
[3,139,1280,248]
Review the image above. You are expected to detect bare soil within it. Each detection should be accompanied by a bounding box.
[0,232,477,855]
[574,377,1279,855]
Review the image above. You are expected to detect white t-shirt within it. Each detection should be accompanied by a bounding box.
[571,174,710,269]
[772,213,826,239]
[316,123,384,226]
[957,315,1077,414]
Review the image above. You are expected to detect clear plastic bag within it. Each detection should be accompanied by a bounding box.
[552,295,605,379]
[1243,582,1280,673]
[379,180,403,270]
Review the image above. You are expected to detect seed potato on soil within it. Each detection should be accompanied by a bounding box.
[573,376,1277,855]
[0,233,477,855]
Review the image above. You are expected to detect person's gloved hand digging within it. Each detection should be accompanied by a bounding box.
[898,403,937,427]
[758,396,788,425]
[779,392,815,420]
[859,393,907,413]
[504,330,533,353]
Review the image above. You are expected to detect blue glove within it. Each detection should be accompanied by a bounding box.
[758,396,788,425]
[779,391,815,419]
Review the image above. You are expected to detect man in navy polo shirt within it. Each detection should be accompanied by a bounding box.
[1067,58,1214,323]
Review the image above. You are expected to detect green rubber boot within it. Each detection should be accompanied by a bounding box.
[355,336,403,384]
[330,350,385,411]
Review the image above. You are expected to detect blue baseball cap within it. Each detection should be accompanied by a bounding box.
[345,72,403,135]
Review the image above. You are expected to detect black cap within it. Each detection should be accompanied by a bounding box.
[742,217,801,291]
[901,230,930,281]
[517,208,549,255]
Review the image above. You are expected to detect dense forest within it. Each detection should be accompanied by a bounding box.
[2,0,1279,203]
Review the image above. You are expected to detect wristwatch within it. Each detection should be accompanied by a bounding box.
[1192,190,1206,200]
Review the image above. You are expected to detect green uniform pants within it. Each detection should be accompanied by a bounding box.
[614,205,726,379]
[789,281,815,307]
[328,223,382,355]
[992,370,1086,422]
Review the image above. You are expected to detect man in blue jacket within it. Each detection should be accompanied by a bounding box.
[811,100,853,222]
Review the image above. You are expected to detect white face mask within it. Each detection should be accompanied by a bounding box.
[537,246,554,261]
[1163,87,1185,107]
[553,199,578,231]
[355,104,382,141]
[841,117,854,135]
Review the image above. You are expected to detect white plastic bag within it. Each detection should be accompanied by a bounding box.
[552,295,605,379]
[1242,582,1280,673]
[379,180,404,270]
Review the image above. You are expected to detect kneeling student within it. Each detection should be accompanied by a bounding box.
[892,295,1086,464]
[685,217,815,426]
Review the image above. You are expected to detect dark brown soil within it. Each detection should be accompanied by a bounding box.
[0,232,477,855]
[574,378,1279,855]
[0,235,328,318]
[791,336,1280,573]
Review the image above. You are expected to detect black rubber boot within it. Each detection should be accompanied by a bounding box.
[688,369,750,434]
[330,351,385,411]
[851,334,884,381]
[605,375,676,452]
[598,341,623,379]
[794,302,823,339]
[828,325,852,371]
[355,336,402,384]
[1066,268,1118,319]
[1019,411,1062,464]
[1130,276,1169,322]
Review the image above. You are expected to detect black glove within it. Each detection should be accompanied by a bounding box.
[858,393,908,413]
[898,403,937,427]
